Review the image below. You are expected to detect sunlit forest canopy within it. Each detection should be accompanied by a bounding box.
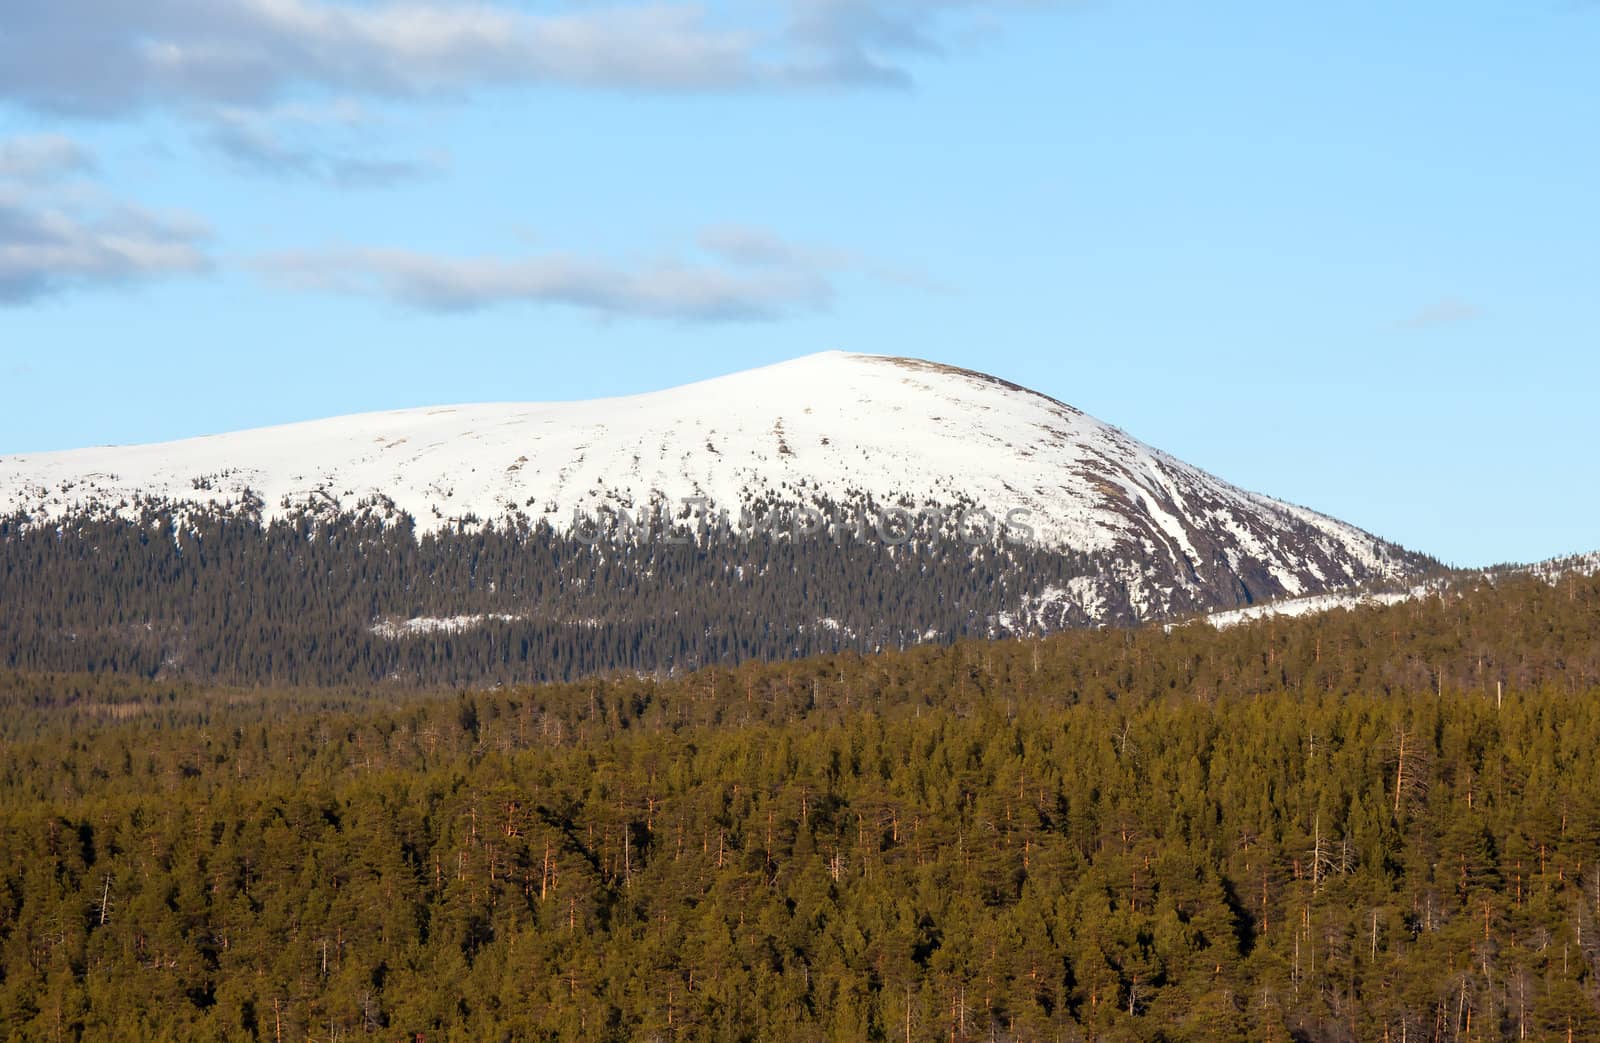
[3,572,1599,1039]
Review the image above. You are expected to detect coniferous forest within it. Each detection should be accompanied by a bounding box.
[3,569,1599,1040]
[0,504,1434,688]
[0,506,1105,687]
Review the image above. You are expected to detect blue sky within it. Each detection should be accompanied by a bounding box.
[1,1,1595,567]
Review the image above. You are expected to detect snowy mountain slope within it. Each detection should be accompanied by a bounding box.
[1190,550,1600,630]
[0,351,1424,620]
[1201,588,1430,629]
[1504,550,1600,584]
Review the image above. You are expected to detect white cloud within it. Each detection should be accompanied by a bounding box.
[0,134,211,303]
[697,223,852,269]
[1396,297,1481,330]
[0,134,96,182]
[0,1,759,116]
[254,220,952,321]
[256,232,841,321]
[201,106,444,186]
[0,1,1048,116]
[0,187,212,304]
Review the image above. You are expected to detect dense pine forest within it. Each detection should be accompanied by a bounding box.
[3,570,1599,1040]
[0,505,1121,687]
[1,503,1432,689]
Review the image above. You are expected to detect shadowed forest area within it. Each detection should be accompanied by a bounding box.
[0,505,1431,688]
[2,572,1599,1040]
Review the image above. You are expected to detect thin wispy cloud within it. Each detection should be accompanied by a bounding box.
[697,222,949,295]
[255,233,839,322]
[0,134,97,182]
[254,221,948,321]
[785,0,1033,85]
[0,188,212,304]
[202,107,444,187]
[697,224,853,270]
[1396,297,1482,330]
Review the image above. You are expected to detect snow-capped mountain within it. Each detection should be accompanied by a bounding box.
[0,352,1425,621]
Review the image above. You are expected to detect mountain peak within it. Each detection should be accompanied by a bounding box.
[0,353,1424,620]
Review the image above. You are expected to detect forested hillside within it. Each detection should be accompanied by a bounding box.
[0,506,1127,686]
[3,572,1598,1040]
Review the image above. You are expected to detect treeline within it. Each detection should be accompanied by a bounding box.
[0,505,1120,688]
[0,501,1434,689]
[2,572,1599,1040]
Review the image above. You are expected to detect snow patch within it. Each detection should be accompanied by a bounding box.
[1202,590,1423,629]
[370,614,521,639]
